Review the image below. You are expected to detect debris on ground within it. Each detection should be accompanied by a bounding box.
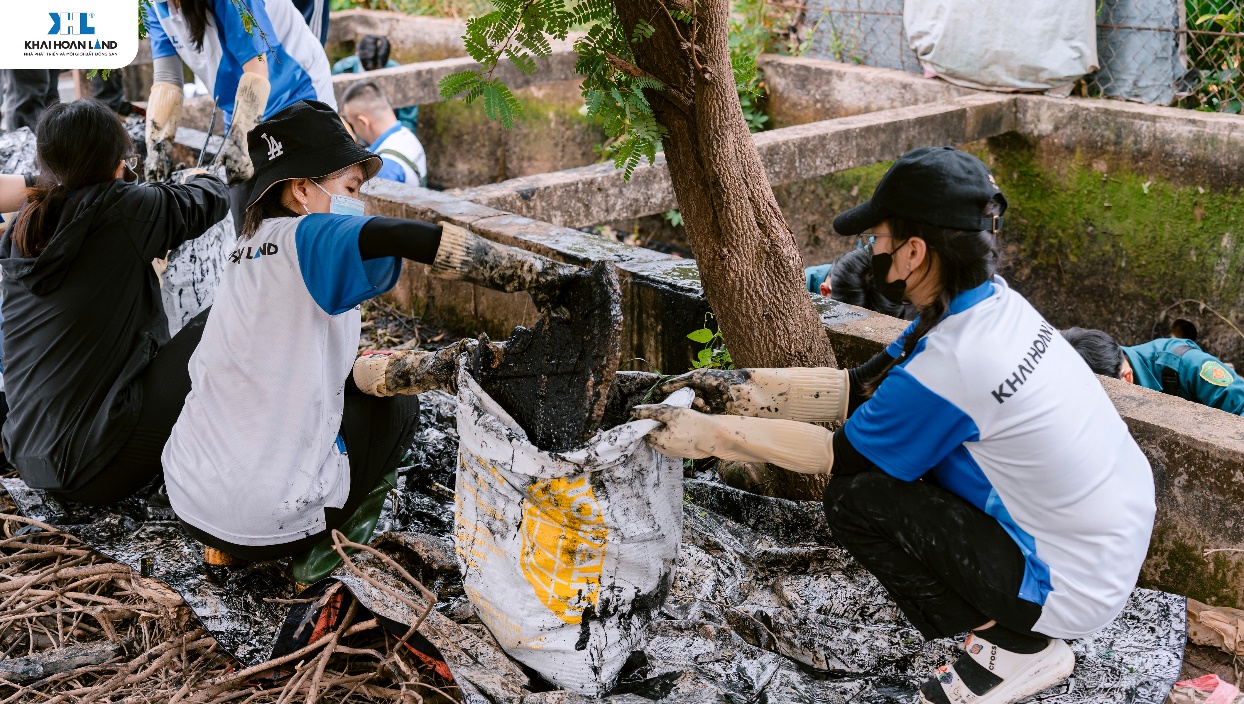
[1,382,1187,701]
[0,127,37,176]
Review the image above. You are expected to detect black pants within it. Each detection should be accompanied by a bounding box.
[181,389,421,561]
[1,70,60,133]
[53,309,210,505]
[823,470,1044,640]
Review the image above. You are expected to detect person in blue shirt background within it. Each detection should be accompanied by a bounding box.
[332,35,419,133]
[142,0,336,229]
[341,81,426,186]
[1063,326,1244,415]
[634,147,1156,704]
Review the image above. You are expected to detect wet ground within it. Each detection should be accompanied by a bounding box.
[2,381,1187,702]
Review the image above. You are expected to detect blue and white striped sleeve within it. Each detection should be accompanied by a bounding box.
[844,364,980,481]
[295,214,402,315]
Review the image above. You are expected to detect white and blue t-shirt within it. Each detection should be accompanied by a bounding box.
[370,124,427,186]
[844,276,1155,639]
[144,0,336,127]
[163,215,399,545]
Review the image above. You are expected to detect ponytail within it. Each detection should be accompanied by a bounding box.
[865,196,1005,394]
[10,182,68,257]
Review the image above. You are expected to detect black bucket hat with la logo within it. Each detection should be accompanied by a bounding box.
[244,100,382,209]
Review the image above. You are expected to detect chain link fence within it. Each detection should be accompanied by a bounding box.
[800,0,1244,113]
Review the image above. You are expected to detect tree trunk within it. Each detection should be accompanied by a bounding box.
[615,0,838,500]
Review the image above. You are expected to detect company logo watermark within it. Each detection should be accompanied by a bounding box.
[0,3,138,69]
[23,11,116,55]
[48,12,96,36]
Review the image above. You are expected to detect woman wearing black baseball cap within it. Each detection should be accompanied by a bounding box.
[634,147,1156,704]
[161,100,573,585]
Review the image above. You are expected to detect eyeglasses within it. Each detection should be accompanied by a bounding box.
[122,156,139,183]
[124,156,139,170]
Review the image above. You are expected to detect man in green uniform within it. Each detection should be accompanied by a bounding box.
[1062,327,1244,415]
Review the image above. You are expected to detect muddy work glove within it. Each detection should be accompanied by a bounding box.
[144,82,184,183]
[352,339,484,396]
[657,367,849,422]
[429,222,580,307]
[632,404,834,475]
[213,72,270,184]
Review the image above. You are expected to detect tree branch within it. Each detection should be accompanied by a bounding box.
[604,52,695,117]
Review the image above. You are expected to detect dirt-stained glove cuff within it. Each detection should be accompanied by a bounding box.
[429,222,476,279]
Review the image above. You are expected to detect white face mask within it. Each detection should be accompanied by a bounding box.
[305,180,365,217]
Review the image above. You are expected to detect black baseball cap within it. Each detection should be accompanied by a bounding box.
[833,146,1007,236]
[245,100,382,209]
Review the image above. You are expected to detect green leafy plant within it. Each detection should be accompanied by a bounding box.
[1175,1,1242,113]
[687,320,733,370]
[663,209,683,227]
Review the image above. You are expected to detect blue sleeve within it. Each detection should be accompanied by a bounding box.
[214,0,271,66]
[295,214,402,315]
[844,364,980,481]
[885,318,919,358]
[144,5,177,59]
[332,56,359,74]
[375,158,407,183]
[1179,350,1244,415]
[804,263,832,293]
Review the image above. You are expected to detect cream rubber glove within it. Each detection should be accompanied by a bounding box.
[144,82,183,183]
[429,222,580,296]
[657,367,849,423]
[214,72,270,184]
[632,404,834,475]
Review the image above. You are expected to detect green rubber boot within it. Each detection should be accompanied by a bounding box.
[290,469,397,587]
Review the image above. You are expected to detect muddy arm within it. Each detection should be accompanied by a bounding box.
[428,222,580,309]
[353,339,504,396]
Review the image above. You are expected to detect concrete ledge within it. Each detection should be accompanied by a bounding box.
[325,10,467,64]
[1017,95,1244,189]
[759,55,975,126]
[448,94,1018,227]
[331,42,580,108]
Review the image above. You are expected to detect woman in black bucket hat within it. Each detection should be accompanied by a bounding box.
[161,100,567,585]
[634,147,1157,704]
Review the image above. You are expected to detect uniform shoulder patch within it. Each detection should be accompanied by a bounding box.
[1200,360,1234,387]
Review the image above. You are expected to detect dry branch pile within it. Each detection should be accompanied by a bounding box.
[0,509,454,703]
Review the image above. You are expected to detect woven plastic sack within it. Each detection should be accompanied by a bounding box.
[904,0,1098,94]
[453,365,692,695]
[160,212,236,335]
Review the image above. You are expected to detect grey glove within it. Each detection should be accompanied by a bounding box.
[429,222,580,304]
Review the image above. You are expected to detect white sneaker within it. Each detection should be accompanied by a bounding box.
[917,632,1075,704]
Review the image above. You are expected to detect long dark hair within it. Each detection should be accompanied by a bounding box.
[179,0,212,51]
[240,174,333,239]
[10,100,133,257]
[867,196,1005,392]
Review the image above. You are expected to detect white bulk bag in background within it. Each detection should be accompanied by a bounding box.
[454,366,693,695]
[904,0,1098,95]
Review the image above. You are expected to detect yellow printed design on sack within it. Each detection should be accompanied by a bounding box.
[520,475,608,624]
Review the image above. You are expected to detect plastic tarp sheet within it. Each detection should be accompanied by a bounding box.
[0,390,1187,701]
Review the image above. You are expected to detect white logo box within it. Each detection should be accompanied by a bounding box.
[0,2,138,69]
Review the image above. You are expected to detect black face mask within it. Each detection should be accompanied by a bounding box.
[871,245,913,305]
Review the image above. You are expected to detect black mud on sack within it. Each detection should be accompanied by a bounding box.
[470,260,623,453]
